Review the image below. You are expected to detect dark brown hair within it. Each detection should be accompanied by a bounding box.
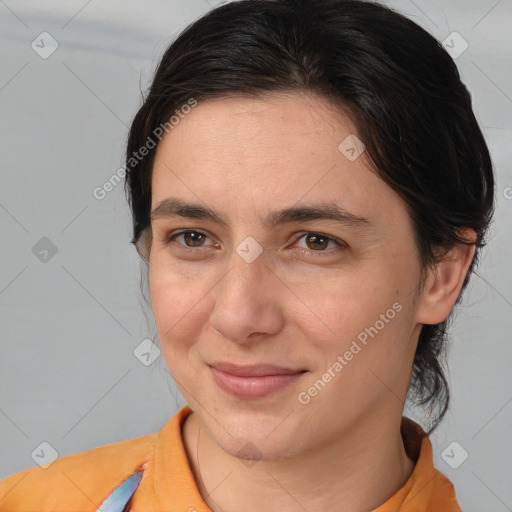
[124,0,495,433]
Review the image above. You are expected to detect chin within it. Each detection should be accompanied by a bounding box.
[203,404,304,462]
[219,431,296,463]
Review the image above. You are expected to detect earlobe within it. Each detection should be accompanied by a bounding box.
[416,229,477,325]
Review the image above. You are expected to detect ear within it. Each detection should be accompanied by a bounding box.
[415,229,477,325]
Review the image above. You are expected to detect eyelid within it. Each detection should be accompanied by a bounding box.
[292,231,347,247]
[290,231,348,256]
[165,228,347,255]
[165,229,218,249]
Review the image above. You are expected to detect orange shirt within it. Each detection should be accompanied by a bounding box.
[0,405,462,511]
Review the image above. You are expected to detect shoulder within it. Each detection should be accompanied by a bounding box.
[0,431,157,511]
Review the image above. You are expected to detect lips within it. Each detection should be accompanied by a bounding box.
[210,362,305,377]
[209,362,307,398]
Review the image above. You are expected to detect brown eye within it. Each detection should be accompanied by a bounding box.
[293,232,347,257]
[182,231,206,247]
[167,230,214,248]
[304,233,329,250]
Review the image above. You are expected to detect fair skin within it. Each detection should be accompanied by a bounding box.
[145,91,475,512]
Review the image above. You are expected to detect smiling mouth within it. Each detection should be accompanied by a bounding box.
[209,362,308,399]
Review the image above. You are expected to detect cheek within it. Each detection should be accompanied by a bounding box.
[293,273,417,420]
[148,263,213,360]
[290,264,408,346]
[291,257,420,404]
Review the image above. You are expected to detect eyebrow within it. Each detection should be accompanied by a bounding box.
[150,197,372,231]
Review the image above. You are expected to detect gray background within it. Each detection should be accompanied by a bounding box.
[0,0,511,510]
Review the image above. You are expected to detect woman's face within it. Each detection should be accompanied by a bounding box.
[148,91,425,460]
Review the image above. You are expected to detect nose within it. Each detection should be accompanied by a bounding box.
[209,245,285,344]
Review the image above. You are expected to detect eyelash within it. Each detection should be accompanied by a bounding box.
[163,229,347,257]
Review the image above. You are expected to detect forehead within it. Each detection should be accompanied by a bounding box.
[150,92,410,231]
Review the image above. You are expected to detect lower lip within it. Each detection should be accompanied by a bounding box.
[210,367,306,399]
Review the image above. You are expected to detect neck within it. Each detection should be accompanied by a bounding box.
[182,405,415,512]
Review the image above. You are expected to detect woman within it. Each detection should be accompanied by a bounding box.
[0,0,494,510]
